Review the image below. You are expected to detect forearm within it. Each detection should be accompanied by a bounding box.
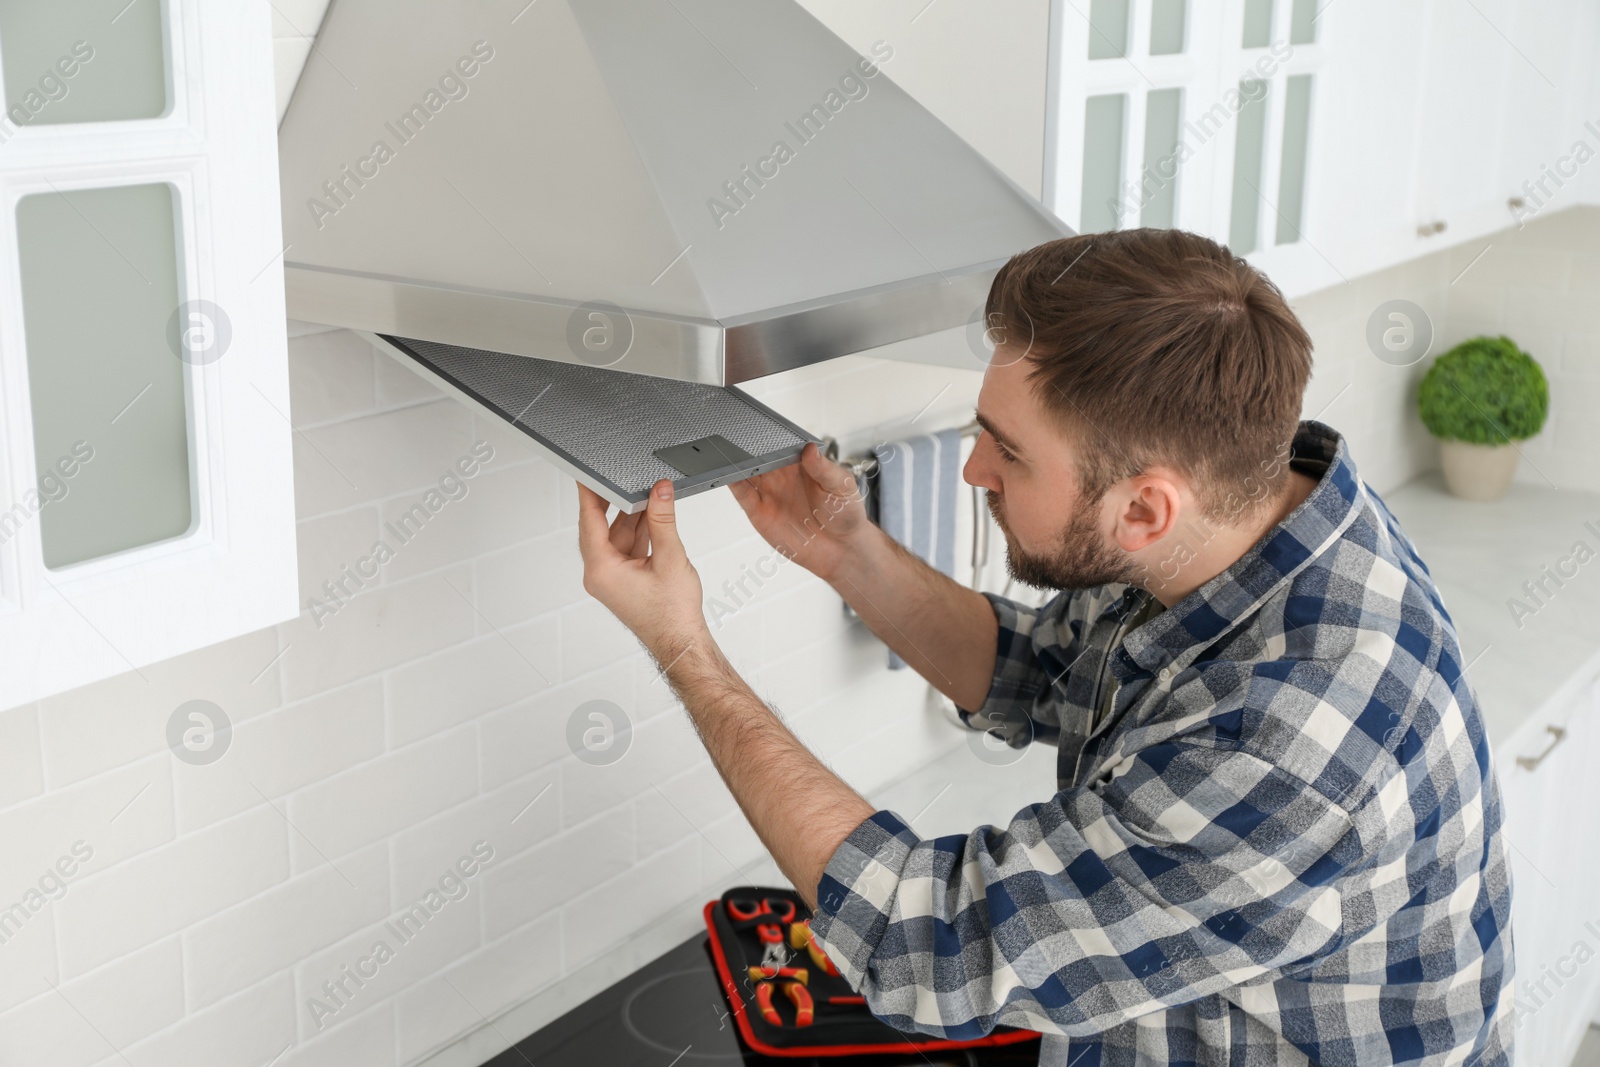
[826,525,998,711]
[664,636,875,911]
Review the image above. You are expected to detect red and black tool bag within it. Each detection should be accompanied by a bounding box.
[704,886,1040,1058]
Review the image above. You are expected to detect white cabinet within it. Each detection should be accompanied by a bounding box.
[1043,0,1597,298]
[0,1,297,707]
[1497,661,1600,1067]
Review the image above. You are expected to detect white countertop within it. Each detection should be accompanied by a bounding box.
[1381,473,1600,749]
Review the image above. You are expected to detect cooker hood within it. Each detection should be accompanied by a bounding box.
[277,0,1071,508]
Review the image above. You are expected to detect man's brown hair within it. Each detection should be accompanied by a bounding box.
[984,227,1313,522]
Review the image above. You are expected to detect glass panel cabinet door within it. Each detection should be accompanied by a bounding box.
[0,1,296,707]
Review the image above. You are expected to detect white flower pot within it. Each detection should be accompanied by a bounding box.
[1438,439,1520,501]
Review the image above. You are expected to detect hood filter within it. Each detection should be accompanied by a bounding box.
[374,335,816,512]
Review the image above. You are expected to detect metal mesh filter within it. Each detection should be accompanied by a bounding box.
[384,336,814,503]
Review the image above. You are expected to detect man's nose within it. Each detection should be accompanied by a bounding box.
[963,438,1000,492]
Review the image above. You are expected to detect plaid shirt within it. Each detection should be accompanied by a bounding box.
[809,422,1515,1066]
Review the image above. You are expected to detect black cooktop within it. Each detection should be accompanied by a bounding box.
[483,932,1041,1066]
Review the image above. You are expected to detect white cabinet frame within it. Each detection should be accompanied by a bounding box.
[0,0,296,707]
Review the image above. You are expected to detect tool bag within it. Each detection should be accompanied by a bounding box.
[703,886,1040,1058]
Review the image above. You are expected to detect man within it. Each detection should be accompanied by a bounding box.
[577,228,1514,1066]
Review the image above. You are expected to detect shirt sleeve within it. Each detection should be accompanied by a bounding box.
[956,591,1083,750]
[806,742,1358,1041]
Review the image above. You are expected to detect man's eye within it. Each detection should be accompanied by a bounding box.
[994,443,1016,463]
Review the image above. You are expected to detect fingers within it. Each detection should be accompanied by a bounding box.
[576,483,620,566]
[610,508,645,554]
[628,509,652,557]
[644,479,686,565]
[800,441,856,498]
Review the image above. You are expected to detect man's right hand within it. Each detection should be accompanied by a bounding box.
[728,442,872,583]
[729,438,999,710]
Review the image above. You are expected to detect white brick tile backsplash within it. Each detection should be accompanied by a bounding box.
[376,461,562,583]
[697,809,770,886]
[394,913,562,1063]
[480,808,633,941]
[560,711,707,828]
[286,728,477,868]
[0,907,58,1015]
[277,1003,395,1067]
[0,938,184,1067]
[288,329,377,428]
[37,626,283,789]
[558,598,641,681]
[293,400,477,518]
[389,765,561,905]
[560,838,701,968]
[373,345,443,407]
[57,802,288,977]
[0,756,172,903]
[386,624,556,747]
[175,679,387,834]
[758,579,853,661]
[111,973,297,1067]
[0,703,43,809]
[184,844,389,1011]
[635,762,737,860]
[296,507,381,608]
[476,669,632,792]
[473,530,588,625]
[293,892,480,1042]
[280,566,478,701]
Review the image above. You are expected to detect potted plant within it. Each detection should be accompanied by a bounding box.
[1416,334,1548,501]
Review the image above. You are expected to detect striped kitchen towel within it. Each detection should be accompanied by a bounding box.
[872,428,962,669]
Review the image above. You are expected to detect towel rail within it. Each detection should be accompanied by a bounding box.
[820,419,982,480]
[818,421,990,584]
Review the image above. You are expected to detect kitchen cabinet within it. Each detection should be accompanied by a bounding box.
[0,1,296,707]
[1044,0,1595,298]
[1498,661,1600,1067]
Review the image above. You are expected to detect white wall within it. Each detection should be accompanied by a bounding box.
[1443,206,1600,494]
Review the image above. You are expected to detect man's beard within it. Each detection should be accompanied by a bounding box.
[986,489,1140,591]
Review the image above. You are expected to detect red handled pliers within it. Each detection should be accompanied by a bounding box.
[752,977,814,1028]
[727,896,797,970]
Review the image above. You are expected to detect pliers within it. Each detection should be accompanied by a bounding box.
[788,919,840,977]
[754,977,814,1028]
[727,896,797,970]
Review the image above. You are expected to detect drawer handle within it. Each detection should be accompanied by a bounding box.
[1516,725,1567,771]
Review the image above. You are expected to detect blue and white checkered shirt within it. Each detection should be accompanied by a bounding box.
[809,422,1515,1066]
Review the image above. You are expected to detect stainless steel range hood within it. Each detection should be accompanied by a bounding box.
[277,0,1071,508]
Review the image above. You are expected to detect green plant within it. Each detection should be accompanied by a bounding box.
[1417,335,1548,444]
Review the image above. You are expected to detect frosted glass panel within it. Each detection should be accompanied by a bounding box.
[1141,88,1182,228]
[1149,0,1187,55]
[1081,94,1125,233]
[17,183,192,568]
[1228,80,1268,255]
[1088,0,1130,59]
[1276,74,1313,244]
[0,0,167,126]
[1289,0,1319,44]
[1242,0,1273,47]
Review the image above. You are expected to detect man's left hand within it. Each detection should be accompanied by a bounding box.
[576,480,708,663]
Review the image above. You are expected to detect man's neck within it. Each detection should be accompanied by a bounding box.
[1139,470,1320,607]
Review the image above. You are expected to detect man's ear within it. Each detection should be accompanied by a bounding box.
[1111,471,1184,553]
